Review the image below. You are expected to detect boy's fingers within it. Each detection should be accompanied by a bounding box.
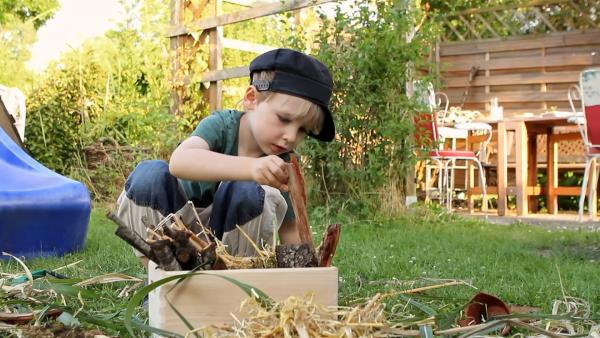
[269,158,288,183]
[263,170,284,191]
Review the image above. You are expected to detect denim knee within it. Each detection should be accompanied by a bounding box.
[124,160,187,216]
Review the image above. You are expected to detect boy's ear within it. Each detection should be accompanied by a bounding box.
[243,86,258,110]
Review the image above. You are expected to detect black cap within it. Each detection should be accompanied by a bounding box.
[249,48,335,142]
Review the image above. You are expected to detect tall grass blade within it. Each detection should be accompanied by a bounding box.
[398,294,437,317]
[166,297,201,338]
[33,280,97,298]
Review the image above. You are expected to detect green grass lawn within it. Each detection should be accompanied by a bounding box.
[2,205,599,336]
[331,206,600,327]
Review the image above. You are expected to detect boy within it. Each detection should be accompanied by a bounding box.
[114,48,335,266]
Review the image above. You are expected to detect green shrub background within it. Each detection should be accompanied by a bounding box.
[19,0,438,208]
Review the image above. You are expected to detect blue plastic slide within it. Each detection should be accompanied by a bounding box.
[0,127,91,258]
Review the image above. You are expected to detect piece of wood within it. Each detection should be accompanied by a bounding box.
[515,121,528,216]
[443,70,581,88]
[442,53,599,72]
[0,308,63,324]
[318,224,341,267]
[162,226,200,270]
[223,38,276,54]
[194,66,249,84]
[528,133,539,213]
[150,240,181,271]
[547,130,559,214]
[288,153,314,248]
[447,91,581,104]
[168,0,336,37]
[148,262,338,334]
[275,243,318,268]
[439,30,600,56]
[208,0,223,112]
[109,212,158,263]
[497,122,508,216]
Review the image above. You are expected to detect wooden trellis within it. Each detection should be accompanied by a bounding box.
[440,0,600,42]
[168,0,335,115]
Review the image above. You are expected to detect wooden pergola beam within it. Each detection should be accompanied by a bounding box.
[223,38,276,54]
[168,0,335,37]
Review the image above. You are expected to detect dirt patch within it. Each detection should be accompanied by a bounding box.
[7,322,110,338]
[537,243,600,261]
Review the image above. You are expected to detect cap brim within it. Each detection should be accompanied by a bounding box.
[309,106,335,142]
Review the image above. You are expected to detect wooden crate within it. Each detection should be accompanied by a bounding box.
[148,261,338,335]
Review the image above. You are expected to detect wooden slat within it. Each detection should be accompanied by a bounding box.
[443,70,581,87]
[170,0,186,116]
[169,0,335,37]
[449,0,569,16]
[439,30,600,56]
[442,52,600,72]
[567,1,599,29]
[224,0,274,7]
[201,66,249,82]
[492,11,517,36]
[505,186,544,196]
[474,13,500,38]
[554,186,582,195]
[532,7,557,32]
[223,38,276,53]
[208,0,224,112]
[458,14,481,40]
[443,19,465,41]
[448,91,570,103]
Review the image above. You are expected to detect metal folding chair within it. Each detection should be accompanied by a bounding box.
[568,68,600,222]
[415,83,488,210]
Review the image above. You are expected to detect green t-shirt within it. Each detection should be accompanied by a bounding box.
[179,109,295,220]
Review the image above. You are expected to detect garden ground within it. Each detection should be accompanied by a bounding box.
[1,204,599,336]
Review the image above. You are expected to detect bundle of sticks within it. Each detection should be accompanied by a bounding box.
[110,154,341,271]
[109,211,216,271]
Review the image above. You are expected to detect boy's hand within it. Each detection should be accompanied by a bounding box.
[251,156,289,191]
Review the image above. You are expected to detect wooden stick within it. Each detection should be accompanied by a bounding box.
[288,153,314,248]
[108,211,158,263]
[184,228,211,251]
[318,223,341,267]
[147,228,163,241]
[149,240,181,271]
[161,225,200,269]
[173,214,187,230]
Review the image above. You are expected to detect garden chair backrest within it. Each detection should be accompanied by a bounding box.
[581,69,600,148]
[413,81,448,148]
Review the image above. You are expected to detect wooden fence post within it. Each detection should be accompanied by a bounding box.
[208,0,223,112]
[170,0,185,116]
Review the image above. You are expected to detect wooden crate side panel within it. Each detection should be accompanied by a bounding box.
[148,264,338,335]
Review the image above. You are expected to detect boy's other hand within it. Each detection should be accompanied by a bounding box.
[251,156,289,191]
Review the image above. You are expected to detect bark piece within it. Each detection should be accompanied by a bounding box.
[318,223,341,267]
[0,309,63,325]
[167,227,199,268]
[275,243,318,268]
[288,154,314,248]
[150,239,181,271]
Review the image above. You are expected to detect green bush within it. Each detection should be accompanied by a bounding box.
[299,1,440,212]
[25,18,181,201]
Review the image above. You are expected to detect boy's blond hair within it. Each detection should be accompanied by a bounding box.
[252,70,325,135]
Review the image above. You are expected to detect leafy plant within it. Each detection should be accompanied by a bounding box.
[299,1,441,212]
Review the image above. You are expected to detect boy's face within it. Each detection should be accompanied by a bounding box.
[246,92,313,155]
